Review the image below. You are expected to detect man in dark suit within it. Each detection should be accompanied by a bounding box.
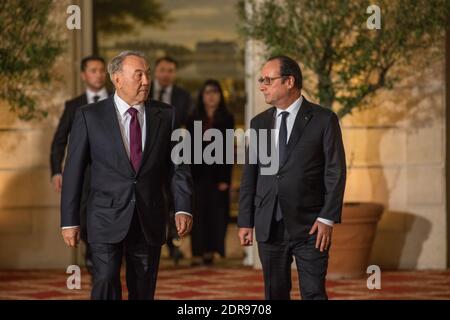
[150,56,192,127]
[60,51,193,300]
[50,56,109,274]
[150,56,192,264]
[238,56,346,300]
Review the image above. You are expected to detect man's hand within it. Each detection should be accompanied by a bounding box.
[238,228,253,246]
[309,220,333,252]
[175,214,193,238]
[61,226,80,248]
[52,174,63,193]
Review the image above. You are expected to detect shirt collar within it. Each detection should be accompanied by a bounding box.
[113,93,145,117]
[86,87,108,100]
[276,95,303,118]
[153,80,173,95]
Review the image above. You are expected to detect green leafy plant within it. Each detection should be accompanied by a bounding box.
[238,0,450,118]
[0,0,64,120]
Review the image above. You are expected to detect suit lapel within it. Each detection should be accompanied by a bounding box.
[102,96,135,176]
[280,97,314,169]
[171,86,179,107]
[262,107,276,129]
[261,107,276,159]
[80,93,88,106]
[137,101,161,176]
[149,81,155,100]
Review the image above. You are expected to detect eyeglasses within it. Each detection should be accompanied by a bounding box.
[257,75,288,86]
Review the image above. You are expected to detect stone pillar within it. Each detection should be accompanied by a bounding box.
[445,28,450,268]
[0,0,93,268]
[244,38,268,268]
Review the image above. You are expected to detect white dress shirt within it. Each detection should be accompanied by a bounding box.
[274,96,334,227]
[86,87,108,104]
[113,93,190,217]
[113,93,146,157]
[152,80,173,104]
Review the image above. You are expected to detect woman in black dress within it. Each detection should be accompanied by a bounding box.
[187,79,235,266]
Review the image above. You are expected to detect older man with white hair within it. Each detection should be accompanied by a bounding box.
[60,51,193,300]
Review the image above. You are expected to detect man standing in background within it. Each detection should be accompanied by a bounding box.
[151,56,191,126]
[50,55,110,274]
[150,56,192,264]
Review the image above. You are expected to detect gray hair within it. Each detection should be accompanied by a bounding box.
[107,50,147,80]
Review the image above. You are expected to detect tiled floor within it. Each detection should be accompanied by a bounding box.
[1,261,449,300]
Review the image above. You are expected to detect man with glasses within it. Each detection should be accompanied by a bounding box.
[238,55,346,300]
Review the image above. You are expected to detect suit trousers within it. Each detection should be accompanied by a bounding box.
[90,210,161,300]
[79,166,93,273]
[257,217,329,300]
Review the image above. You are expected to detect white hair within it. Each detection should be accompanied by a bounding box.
[107,50,147,81]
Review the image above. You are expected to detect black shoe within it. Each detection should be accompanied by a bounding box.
[191,257,203,267]
[202,253,214,266]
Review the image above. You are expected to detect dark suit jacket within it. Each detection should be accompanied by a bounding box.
[50,93,88,176]
[150,83,192,127]
[238,97,346,242]
[60,96,193,245]
[50,91,114,176]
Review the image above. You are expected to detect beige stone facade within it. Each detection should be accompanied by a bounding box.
[0,0,93,268]
[0,1,447,270]
[343,58,448,269]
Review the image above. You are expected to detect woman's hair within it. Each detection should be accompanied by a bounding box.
[193,79,229,124]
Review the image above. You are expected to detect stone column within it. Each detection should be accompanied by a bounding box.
[0,0,94,268]
[244,38,268,269]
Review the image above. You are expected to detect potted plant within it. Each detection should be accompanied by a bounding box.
[238,0,449,278]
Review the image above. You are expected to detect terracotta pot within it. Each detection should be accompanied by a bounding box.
[327,202,384,279]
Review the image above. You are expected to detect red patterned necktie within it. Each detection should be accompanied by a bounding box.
[127,107,142,172]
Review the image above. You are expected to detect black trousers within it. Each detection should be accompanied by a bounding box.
[89,211,161,300]
[80,166,93,274]
[257,218,329,300]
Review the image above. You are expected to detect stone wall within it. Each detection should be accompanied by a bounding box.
[244,40,447,269]
[343,58,447,269]
[0,0,91,268]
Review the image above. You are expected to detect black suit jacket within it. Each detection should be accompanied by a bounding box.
[50,93,88,176]
[238,97,346,242]
[150,83,192,126]
[50,91,114,176]
[60,96,193,245]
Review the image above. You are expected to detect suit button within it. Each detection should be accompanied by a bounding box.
[133,180,137,184]
[131,199,136,203]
